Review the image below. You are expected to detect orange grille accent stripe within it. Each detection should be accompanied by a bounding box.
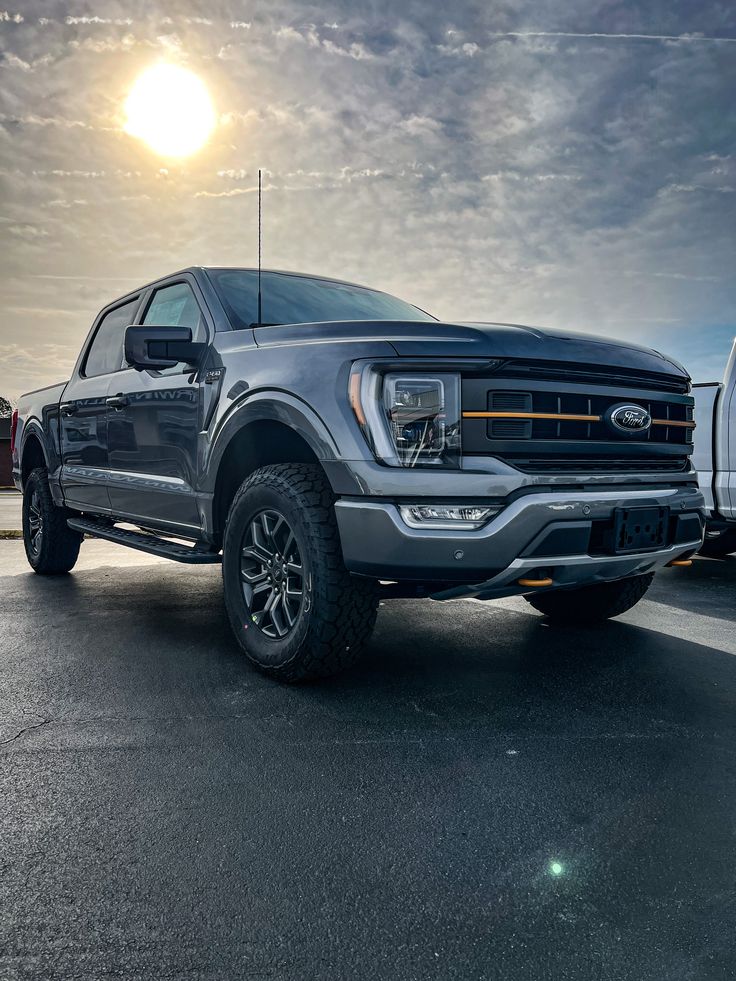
[651,418,696,428]
[462,411,601,422]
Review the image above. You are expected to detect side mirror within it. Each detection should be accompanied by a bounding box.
[124,325,205,370]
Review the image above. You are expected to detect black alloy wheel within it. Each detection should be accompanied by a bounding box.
[241,509,306,639]
[27,487,44,557]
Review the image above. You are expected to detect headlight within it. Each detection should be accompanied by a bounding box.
[350,368,461,468]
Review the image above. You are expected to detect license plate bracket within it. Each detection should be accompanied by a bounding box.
[612,506,669,554]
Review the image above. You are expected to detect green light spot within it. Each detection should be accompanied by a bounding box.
[550,861,564,876]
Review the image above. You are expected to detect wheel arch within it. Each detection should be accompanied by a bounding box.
[206,393,355,544]
[20,426,49,487]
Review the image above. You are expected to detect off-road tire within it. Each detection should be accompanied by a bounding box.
[222,463,379,682]
[22,467,82,575]
[699,529,736,558]
[525,573,654,622]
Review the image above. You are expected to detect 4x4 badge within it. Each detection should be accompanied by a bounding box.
[606,403,652,434]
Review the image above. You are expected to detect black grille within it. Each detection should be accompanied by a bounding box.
[461,370,696,476]
[484,391,693,446]
[496,359,690,394]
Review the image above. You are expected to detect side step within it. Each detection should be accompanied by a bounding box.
[67,517,221,564]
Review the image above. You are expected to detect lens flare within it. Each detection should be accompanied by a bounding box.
[124,64,216,158]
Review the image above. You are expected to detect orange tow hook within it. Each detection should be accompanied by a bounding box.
[517,577,554,587]
[667,559,693,568]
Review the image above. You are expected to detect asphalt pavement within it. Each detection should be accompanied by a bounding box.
[1,540,736,981]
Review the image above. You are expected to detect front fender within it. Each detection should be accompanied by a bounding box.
[201,390,360,496]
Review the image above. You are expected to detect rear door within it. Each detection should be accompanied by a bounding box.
[59,297,141,512]
[105,277,210,532]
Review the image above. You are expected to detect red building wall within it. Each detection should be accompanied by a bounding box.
[0,418,12,486]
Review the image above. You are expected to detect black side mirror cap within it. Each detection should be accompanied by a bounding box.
[124,325,205,370]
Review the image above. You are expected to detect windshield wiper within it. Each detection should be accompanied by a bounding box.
[249,322,281,328]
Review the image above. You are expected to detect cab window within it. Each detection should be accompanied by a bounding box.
[143,282,206,341]
[84,298,139,377]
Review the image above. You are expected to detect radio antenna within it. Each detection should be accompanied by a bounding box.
[257,168,262,325]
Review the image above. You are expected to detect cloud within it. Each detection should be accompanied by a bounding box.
[482,171,582,183]
[273,23,376,60]
[65,15,132,26]
[194,185,258,198]
[437,41,480,57]
[657,183,736,196]
[399,115,442,135]
[69,34,137,53]
[217,169,249,180]
[0,113,89,128]
[48,198,88,208]
[6,224,49,239]
[486,30,736,44]
[0,10,23,22]
[1,51,53,71]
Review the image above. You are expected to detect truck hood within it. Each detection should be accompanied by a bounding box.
[253,319,689,381]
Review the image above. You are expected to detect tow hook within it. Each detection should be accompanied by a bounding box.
[518,570,554,587]
[667,558,693,568]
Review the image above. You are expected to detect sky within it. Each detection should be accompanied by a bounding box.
[1,0,735,401]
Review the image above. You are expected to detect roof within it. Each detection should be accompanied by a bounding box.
[202,267,373,291]
[99,266,398,315]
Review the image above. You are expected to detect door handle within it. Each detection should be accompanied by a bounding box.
[60,402,77,416]
[106,395,129,410]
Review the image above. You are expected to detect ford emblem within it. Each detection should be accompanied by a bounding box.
[607,403,652,435]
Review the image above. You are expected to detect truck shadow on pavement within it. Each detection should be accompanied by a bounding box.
[9,559,736,745]
[647,554,736,623]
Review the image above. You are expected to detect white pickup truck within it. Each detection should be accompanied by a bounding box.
[693,338,736,556]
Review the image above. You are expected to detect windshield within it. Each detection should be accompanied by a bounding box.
[207,269,436,329]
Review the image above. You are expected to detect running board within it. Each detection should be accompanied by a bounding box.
[67,517,221,564]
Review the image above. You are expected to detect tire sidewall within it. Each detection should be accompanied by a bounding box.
[223,480,314,673]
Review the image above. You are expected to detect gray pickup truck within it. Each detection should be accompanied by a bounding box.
[693,338,736,556]
[12,267,704,680]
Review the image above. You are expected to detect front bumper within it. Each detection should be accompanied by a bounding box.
[335,485,705,599]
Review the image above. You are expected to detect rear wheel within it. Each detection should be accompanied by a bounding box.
[22,468,82,574]
[525,573,654,622]
[222,464,379,682]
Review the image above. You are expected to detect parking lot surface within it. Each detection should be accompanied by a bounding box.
[1,540,735,981]
[0,489,21,532]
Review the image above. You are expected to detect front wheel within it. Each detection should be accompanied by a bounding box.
[222,464,379,682]
[22,468,82,574]
[524,573,654,622]
[700,528,736,558]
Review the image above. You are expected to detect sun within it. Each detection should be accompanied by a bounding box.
[124,63,216,158]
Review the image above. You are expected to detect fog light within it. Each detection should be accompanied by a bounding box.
[399,504,503,530]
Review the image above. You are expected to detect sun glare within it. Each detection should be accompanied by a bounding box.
[124,63,216,158]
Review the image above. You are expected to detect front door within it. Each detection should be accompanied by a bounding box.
[60,297,141,512]
[106,280,208,533]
